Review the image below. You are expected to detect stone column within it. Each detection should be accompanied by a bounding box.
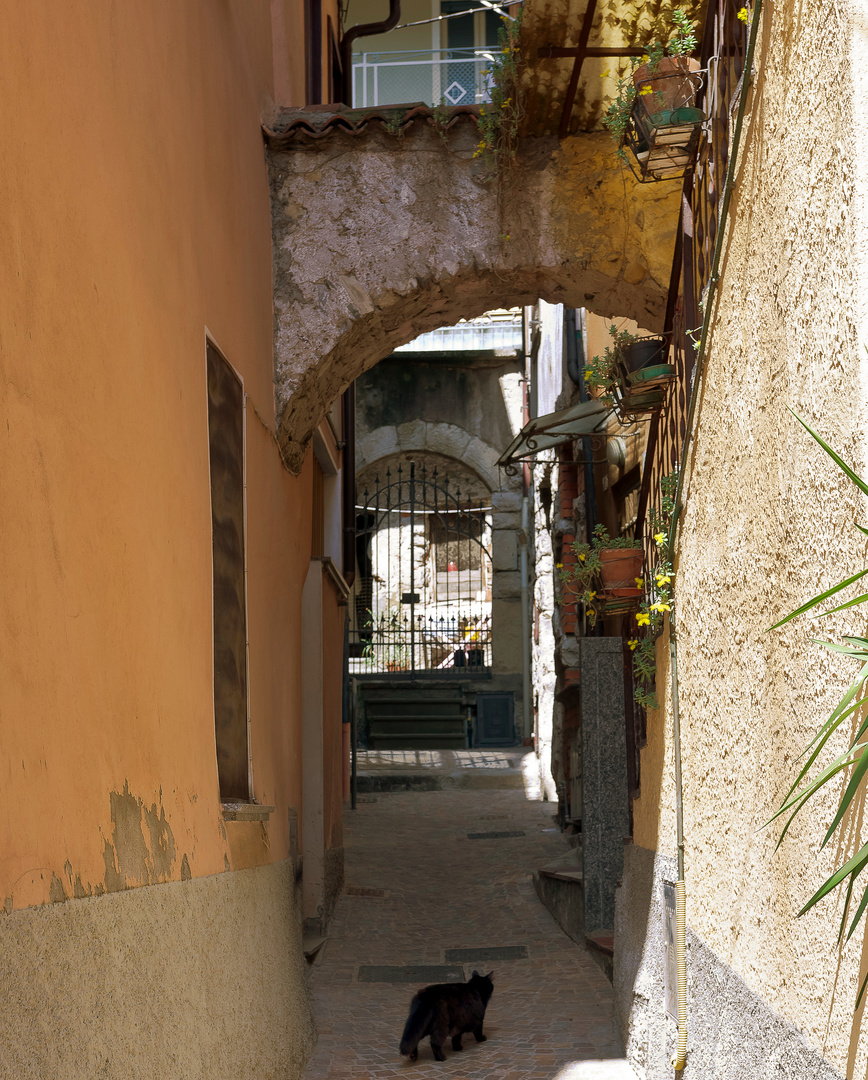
[580,636,629,933]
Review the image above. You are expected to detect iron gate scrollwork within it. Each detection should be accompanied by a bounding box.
[349,461,493,674]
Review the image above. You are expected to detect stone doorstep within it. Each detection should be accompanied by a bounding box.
[539,867,584,883]
[585,930,614,956]
[584,930,615,983]
[303,935,327,963]
[538,847,583,883]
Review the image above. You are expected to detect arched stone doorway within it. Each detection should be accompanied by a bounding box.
[350,340,528,748]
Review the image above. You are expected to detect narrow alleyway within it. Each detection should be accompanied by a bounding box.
[303,752,634,1080]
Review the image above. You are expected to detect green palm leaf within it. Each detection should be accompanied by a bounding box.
[769,412,868,1007]
[787,407,868,499]
[821,745,868,847]
[797,843,868,917]
[767,570,868,631]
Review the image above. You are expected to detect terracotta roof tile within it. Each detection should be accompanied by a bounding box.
[263,102,480,149]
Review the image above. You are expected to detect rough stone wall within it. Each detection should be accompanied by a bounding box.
[267,118,680,470]
[628,0,868,1074]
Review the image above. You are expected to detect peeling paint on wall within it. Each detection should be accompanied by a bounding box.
[102,781,178,891]
[11,781,188,910]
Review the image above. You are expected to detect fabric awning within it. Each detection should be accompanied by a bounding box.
[497,399,612,467]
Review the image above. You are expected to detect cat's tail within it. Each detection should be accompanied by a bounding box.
[399,995,432,1057]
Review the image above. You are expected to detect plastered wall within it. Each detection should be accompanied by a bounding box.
[0,0,315,910]
[630,0,868,1073]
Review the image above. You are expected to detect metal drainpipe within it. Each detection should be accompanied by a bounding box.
[342,384,356,590]
[520,496,532,743]
[574,309,597,544]
[667,3,763,1069]
[339,1,402,106]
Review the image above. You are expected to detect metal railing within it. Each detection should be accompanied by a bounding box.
[635,0,749,565]
[349,611,492,674]
[351,48,495,108]
[395,311,523,353]
[349,461,493,675]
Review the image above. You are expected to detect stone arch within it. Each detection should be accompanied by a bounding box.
[267,109,680,470]
[356,422,504,494]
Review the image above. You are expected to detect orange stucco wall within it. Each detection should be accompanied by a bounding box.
[0,2,330,911]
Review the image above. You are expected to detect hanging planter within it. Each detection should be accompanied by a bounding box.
[585,327,674,420]
[625,63,706,183]
[620,337,667,373]
[612,334,674,421]
[603,10,705,183]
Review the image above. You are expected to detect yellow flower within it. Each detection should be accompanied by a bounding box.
[601,69,611,79]
[579,552,586,562]
[639,85,653,96]
[634,577,644,588]
[588,591,597,601]
[656,574,671,587]
[737,6,749,21]
[654,532,666,546]
[650,601,671,613]
[587,608,596,619]
[628,639,639,651]
[636,612,651,626]
[641,54,650,63]
[584,370,592,382]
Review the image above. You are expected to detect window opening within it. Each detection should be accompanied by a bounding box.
[206,344,250,800]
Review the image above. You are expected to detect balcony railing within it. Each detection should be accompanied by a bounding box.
[635,0,749,567]
[351,48,495,109]
[395,311,523,354]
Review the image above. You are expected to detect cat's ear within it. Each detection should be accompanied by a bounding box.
[486,970,494,981]
[471,970,479,979]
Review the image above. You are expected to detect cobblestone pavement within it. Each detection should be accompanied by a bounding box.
[303,762,635,1080]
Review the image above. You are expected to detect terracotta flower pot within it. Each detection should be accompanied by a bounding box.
[633,56,701,117]
[598,548,645,592]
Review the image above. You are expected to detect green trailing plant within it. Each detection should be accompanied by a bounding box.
[602,8,698,157]
[630,469,678,709]
[559,523,641,628]
[384,119,404,138]
[767,411,868,1006]
[583,324,642,401]
[474,12,523,181]
[432,99,452,144]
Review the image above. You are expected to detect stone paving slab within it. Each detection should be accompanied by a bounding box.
[302,779,636,1080]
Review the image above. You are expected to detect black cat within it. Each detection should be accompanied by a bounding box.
[399,970,494,1062]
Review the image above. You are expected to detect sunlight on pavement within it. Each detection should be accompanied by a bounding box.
[553,1060,635,1078]
[522,750,544,800]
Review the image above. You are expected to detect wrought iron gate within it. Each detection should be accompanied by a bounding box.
[349,461,492,674]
